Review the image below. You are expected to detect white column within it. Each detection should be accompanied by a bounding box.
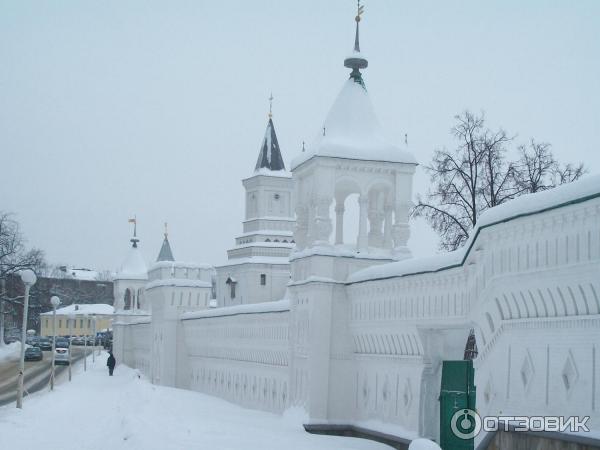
[357,195,369,252]
[313,196,332,245]
[334,200,344,245]
[294,204,309,250]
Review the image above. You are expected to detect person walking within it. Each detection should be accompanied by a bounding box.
[106,351,116,376]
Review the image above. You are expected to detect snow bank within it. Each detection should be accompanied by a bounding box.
[349,173,600,283]
[181,299,290,320]
[291,79,416,170]
[408,439,441,450]
[0,356,386,450]
[0,342,22,363]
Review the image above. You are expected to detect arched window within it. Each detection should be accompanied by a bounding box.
[226,277,237,299]
[124,289,132,310]
[265,239,271,242]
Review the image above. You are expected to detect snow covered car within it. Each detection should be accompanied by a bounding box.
[24,346,43,361]
[54,347,70,365]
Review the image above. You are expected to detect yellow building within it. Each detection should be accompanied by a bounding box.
[40,303,114,337]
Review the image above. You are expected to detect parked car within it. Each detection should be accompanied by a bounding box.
[55,338,70,348]
[54,347,70,365]
[71,336,85,346]
[24,346,43,361]
[38,338,52,351]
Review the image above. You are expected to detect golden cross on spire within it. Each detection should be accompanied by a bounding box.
[268,93,274,119]
[356,0,364,23]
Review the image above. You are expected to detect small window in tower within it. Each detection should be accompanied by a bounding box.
[231,283,236,299]
[274,193,280,200]
[260,274,266,286]
[283,240,288,243]
[265,238,271,242]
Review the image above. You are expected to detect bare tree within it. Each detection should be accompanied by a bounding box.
[0,212,45,344]
[415,112,588,252]
[413,111,515,251]
[515,139,586,194]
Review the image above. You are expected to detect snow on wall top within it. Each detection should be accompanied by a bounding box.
[149,261,214,271]
[181,299,290,320]
[117,246,148,280]
[290,79,416,170]
[349,174,600,284]
[40,303,115,316]
[145,278,212,290]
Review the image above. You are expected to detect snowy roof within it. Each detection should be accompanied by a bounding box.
[117,245,148,280]
[65,268,99,281]
[255,118,286,172]
[156,235,175,262]
[40,303,114,316]
[290,79,417,170]
[251,168,291,178]
[349,174,600,284]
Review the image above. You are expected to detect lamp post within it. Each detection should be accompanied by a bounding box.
[83,314,88,371]
[68,313,74,381]
[16,269,37,409]
[92,315,96,364]
[49,295,60,390]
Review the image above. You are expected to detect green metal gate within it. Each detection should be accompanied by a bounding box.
[439,360,477,450]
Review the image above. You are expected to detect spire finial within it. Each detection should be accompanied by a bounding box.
[268,93,274,119]
[354,0,364,52]
[128,216,139,248]
[164,222,168,238]
[344,1,368,85]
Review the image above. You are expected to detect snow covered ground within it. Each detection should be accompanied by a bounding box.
[0,342,22,363]
[0,354,389,450]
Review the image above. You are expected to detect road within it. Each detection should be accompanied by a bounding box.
[0,346,101,406]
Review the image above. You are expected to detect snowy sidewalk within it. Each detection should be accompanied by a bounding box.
[0,358,388,450]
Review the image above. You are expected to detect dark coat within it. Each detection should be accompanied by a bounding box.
[107,354,116,369]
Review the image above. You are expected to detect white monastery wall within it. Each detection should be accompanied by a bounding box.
[180,301,291,413]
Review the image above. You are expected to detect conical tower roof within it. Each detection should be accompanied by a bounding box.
[290,3,416,170]
[118,243,147,280]
[254,118,285,172]
[156,235,175,262]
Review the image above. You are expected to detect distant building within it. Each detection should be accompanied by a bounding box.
[40,303,114,337]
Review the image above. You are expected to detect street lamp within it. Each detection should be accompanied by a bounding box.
[49,295,61,390]
[92,315,96,364]
[83,314,88,372]
[16,269,37,409]
[68,312,74,381]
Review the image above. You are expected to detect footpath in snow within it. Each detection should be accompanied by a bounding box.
[0,354,390,450]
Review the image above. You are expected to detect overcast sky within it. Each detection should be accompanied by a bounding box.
[1,0,599,273]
